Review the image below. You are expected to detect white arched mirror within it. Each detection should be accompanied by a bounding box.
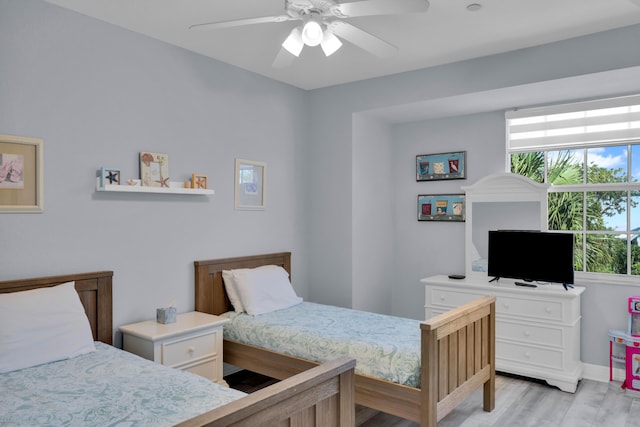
[462,173,549,279]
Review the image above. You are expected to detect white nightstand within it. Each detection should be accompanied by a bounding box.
[119,311,229,386]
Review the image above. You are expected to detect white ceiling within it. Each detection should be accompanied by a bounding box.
[43,0,640,90]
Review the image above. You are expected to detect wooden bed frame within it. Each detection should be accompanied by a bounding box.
[194,252,497,427]
[0,271,356,427]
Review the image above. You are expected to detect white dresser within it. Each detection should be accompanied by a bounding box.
[119,311,229,385]
[422,275,585,392]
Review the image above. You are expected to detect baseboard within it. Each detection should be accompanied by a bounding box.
[582,362,623,383]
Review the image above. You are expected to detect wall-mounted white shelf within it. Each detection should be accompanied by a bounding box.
[95,178,214,195]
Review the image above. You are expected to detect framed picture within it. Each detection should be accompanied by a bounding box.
[100,167,120,187]
[418,194,465,222]
[192,173,208,189]
[235,159,265,210]
[0,134,43,213]
[416,151,466,181]
[140,152,169,187]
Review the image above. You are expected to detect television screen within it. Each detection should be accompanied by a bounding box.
[487,230,574,285]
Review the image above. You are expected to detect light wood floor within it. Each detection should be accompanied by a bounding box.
[226,370,640,426]
[356,375,640,427]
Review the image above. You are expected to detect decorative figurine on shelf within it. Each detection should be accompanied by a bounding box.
[100,167,120,187]
[192,174,208,190]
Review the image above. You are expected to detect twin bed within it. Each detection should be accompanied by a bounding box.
[0,270,356,426]
[1,252,496,427]
[195,252,497,427]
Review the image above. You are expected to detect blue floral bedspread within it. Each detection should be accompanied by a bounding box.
[223,302,422,387]
[0,342,246,426]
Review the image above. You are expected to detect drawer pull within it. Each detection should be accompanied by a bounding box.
[439,295,445,301]
[524,351,531,359]
[188,347,195,355]
[545,307,552,313]
[523,331,531,337]
[503,302,510,309]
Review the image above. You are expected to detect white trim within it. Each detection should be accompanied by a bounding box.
[582,361,623,384]
[507,94,640,151]
[575,272,640,287]
[506,94,640,120]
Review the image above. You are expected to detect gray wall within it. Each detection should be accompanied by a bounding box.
[0,0,309,339]
[4,0,640,369]
[306,25,640,369]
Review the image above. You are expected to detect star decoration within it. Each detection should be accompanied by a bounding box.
[157,176,170,187]
[106,170,119,184]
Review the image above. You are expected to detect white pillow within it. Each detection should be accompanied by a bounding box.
[222,269,245,313]
[0,281,96,373]
[232,265,302,315]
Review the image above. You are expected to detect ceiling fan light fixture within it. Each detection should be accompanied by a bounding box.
[301,15,324,46]
[282,26,304,56]
[321,30,342,56]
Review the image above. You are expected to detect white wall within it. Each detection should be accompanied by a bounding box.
[0,0,309,342]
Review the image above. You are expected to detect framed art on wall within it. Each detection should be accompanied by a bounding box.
[0,134,43,213]
[140,152,169,187]
[100,167,120,186]
[192,173,208,189]
[416,151,466,181]
[235,159,265,210]
[418,194,465,222]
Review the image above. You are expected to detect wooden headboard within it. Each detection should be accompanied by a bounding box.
[194,252,291,315]
[0,271,113,345]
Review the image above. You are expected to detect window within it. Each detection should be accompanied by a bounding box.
[506,95,640,278]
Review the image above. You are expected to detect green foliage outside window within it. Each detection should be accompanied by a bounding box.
[510,149,640,276]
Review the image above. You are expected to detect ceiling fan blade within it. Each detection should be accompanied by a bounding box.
[328,21,397,58]
[272,47,298,68]
[332,0,429,18]
[189,15,293,31]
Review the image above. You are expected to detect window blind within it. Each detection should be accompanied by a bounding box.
[506,94,640,151]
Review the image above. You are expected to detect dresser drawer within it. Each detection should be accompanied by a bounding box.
[498,321,563,347]
[428,309,564,348]
[161,331,218,367]
[428,288,481,309]
[428,287,564,322]
[497,341,563,370]
[497,297,563,322]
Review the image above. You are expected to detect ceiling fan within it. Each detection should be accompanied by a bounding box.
[189,0,430,67]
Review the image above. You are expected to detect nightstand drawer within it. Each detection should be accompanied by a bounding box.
[162,331,218,367]
[183,357,219,380]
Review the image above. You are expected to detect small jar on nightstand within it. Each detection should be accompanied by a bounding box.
[119,311,229,386]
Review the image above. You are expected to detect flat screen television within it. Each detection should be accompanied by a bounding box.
[487,230,574,287]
